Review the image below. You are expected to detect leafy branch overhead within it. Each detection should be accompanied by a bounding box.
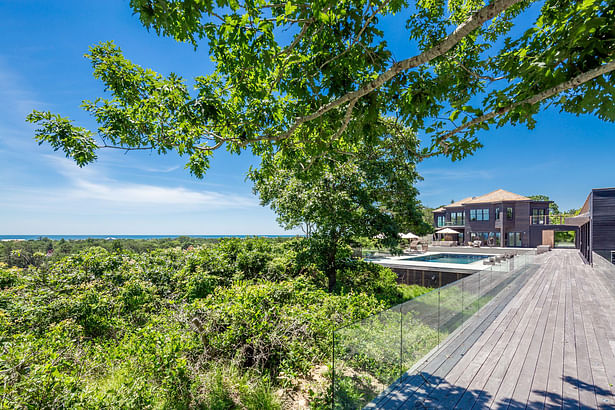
[28,0,615,176]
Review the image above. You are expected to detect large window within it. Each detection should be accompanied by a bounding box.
[450,211,465,225]
[436,215,445,227]
[506,232,522,247]
[495,207,500,220]
[531,208,547,225]
[470,232,500,245]
[470,208,489,221]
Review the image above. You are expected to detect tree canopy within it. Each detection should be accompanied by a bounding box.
[528,194,560,214]
[27,0,615,178]
[250,118,430,289]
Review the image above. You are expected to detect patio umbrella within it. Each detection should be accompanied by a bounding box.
[400,232,420,239]
[436,228,460,234]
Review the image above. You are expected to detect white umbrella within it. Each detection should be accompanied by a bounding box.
[436,228,460,234]
[400,232,420,239]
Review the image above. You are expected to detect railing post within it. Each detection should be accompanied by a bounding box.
[461,278,464,320]
[400,306,403,379]
[437,289,441,345]
[332,330,335,409]
[477,271,481,312]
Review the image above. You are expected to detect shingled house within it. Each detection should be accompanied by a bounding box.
[432,189,555,248]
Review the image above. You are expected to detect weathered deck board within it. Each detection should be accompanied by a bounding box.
[370,249,615,409]
[561,264,580,409]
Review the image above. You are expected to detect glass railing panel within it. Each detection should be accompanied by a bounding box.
[333,305,402,409]
[399,290,440,374]
[461,269,481,319]
[437,280,464,340]
[478,267,494,309]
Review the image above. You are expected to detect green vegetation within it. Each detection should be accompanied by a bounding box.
[528,194,560,215]
[0,237,431,408]
[27,1,615,177]
[252,119,431,291]
[555,231,576,247]
[0,236,292,269]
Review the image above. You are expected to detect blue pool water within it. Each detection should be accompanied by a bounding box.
[401,253,490,264]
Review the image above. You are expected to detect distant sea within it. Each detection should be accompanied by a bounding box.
[0,235,298,241]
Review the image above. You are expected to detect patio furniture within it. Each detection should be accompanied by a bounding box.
[438,240,456,247]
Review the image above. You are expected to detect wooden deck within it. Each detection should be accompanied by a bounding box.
[371,250,615,409]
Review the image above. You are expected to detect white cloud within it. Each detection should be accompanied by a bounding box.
[70,178,256,208]
[0,156,258,212]
[0,60,47,121]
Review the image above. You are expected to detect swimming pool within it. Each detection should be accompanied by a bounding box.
[401,253,490,264]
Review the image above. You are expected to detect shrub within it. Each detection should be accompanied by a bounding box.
[187,280,385,383]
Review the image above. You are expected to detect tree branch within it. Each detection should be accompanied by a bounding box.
[99,144,155,151]
[331,98,357,141]
[277,0,524,141]
[452,58,506,82]
[438,59,615,144]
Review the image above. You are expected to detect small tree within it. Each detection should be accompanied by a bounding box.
[528,194,560,214]
[250,119,430,291]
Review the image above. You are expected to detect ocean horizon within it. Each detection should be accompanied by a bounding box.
[0,234,300,241]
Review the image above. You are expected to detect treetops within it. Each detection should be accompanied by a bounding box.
[26,0,615,177]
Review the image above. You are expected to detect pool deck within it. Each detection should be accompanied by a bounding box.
[370,249,615,409]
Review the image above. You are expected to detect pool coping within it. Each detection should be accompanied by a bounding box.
[372,251,498,272]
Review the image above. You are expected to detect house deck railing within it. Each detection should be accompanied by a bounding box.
[436,220,465,228]
[530,214,579,225]
[331,253,536,408]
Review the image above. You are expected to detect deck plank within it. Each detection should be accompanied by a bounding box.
[570,265,599,409]
[544,253,566,408]
[561,259,580,409]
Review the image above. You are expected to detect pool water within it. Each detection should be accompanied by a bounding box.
[401,253,490,264]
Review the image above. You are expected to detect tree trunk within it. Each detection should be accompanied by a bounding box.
[326,242,337,293]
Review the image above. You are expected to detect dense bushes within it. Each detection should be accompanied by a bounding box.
[0,237,429,408]
[189,280,385,383]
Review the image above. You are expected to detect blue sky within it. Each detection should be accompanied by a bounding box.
[1,1,613,235]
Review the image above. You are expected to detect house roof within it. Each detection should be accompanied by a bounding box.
[461,189,531,205]
[434,190,534,212]
[444,197,474,208]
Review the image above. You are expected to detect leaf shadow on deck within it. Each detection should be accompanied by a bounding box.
[376,373,615,409]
